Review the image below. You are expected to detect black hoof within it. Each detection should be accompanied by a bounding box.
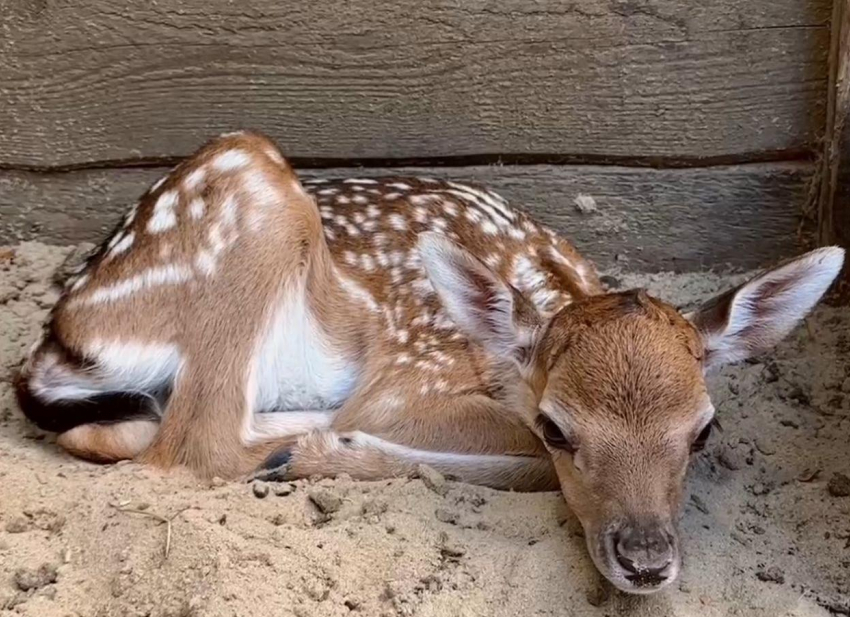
[252,448,293,482]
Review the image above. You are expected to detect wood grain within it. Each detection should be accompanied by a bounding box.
[0,0,831,167]
[0,162,812,272]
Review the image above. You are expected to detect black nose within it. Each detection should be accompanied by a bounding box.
[613,522,674,582]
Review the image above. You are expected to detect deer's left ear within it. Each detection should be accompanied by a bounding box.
[418,232,543,370]
[686,247,844,370]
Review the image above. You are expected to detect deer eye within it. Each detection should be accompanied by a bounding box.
[691,422,713,453]
[537,416,577,454]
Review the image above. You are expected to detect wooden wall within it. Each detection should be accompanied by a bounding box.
[0,0,834,271]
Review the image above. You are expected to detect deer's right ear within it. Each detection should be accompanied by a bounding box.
[418,233,542,368]
[686,247,844,370]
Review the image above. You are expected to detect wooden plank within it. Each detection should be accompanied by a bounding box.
[817,0,850,298]
[0,162,812,272]
[0,0,831,167]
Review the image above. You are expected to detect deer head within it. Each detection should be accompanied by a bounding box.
[419,232,844,593]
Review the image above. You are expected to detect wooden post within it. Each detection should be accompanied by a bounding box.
[818,0,850,298]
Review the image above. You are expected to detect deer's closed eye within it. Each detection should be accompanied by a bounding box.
[537,415,577,454]
[690,422,713,453]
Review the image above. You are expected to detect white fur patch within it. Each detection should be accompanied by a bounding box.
[70,274,89,292]
[220,194,238,227]
[335,269,379,313]
[29,353,104,403]
[188,197,206,220]
[32,341,181,406]
[249,286,359,413]
[86,340,182,396]
[149,176,167,194]
[184,167,207,192]
[242,411,333,446]
[389,213,407,231]
[195,250,216,276]
[212,149,251,172]
[147,190,179,233]
[109,232,135,257]
[77,264,193,306]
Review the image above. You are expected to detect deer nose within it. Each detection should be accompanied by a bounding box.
[613,522,674,579]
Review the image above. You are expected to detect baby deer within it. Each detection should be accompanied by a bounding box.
[16,131,844,593]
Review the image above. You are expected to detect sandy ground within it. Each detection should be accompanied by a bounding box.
[1,241,849,617]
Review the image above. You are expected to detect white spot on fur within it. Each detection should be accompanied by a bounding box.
[410,194,437,207]
[414,207,428,224]
[265,148,285,166]
[184,167,206,192]
[336,269,379,313]
[75,264,193,306]
[70,274,89,292]
[212,150,251,172]
[107,232,124,250]
[464,208,483,223]
[480,220,498,235]
[508,227,527,240]
[188,197,206,220]
[147,191,178,233]
[195,250,216,276]
[220,194,239,227]
[484,253,502,269]
[149,176,167,194]
[431,217,448,231]
[124,206,138,228]
[110,232,135,257]
[389,213,407,231]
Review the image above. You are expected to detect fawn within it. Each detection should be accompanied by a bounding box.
[15,132,844,593]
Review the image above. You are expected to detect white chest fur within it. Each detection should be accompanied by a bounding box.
[251,288,358,412]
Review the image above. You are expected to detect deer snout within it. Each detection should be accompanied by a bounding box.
[611,521,676,587]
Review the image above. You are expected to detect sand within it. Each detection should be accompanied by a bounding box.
[1,242,849,617]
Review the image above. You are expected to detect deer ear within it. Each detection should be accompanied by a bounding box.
[418,232,542,367]
[686,247,844,369]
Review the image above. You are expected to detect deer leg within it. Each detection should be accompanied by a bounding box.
[57,419,160,463]
[258,431,558,492]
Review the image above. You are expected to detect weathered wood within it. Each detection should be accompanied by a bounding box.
[0,0,830,167]
[817,0,850,298]
[0,163,812,272]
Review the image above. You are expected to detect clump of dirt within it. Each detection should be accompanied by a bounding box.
[1,242,849,616]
